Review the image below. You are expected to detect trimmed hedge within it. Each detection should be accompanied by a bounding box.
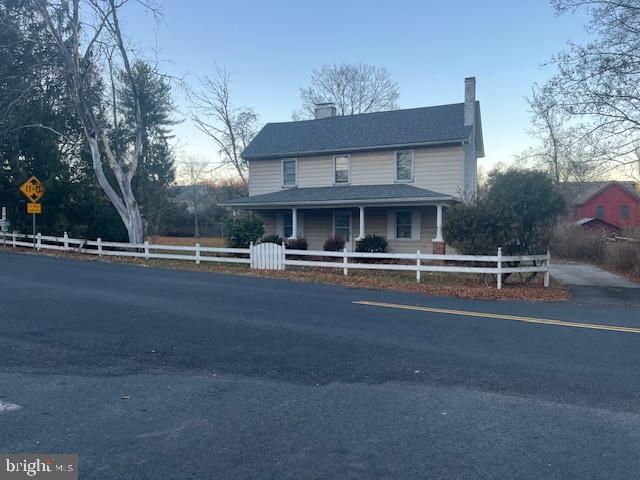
[261,234,284,244]
[356,234,388,253]
[323,236,345,251]
[287,238,308,250]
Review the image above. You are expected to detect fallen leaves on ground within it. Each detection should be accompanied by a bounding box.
[4,247,570,302]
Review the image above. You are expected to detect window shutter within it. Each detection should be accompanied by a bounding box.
[276,214,284,238]
[387,210,396,240]
[411,210,421,240]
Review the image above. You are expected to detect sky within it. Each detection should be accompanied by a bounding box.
[122,0,591,175]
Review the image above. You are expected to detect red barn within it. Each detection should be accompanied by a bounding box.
[559,181,640,228]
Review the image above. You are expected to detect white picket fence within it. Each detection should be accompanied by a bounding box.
[0,231,551,289]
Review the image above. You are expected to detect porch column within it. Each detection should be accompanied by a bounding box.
[433,204,444,242]
[357,206,365,240]
[432,204,445,255]
[290,208,298,239]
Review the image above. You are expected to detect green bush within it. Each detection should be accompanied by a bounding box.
[224,215,264,248]
[444,169,565,255]
[323,236,345,251]
[442,201,499,255]
[261,234,284,244]
[287,238,308,250]
[356,234,388,253]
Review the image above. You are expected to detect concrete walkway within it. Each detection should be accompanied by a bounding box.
[550,261,640,288]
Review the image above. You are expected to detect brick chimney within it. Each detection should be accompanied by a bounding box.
[464,77,476,126]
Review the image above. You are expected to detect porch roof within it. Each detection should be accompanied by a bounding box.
[222,184,457,209]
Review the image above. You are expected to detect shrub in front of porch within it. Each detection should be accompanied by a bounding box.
[261,234,284,244]
[287,238,308,250]
[323,236,345,251]
[356,234,388,253]
[224,215,264,248]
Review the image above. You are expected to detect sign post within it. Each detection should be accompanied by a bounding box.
[19,176,45,248]
[0,207,8,247]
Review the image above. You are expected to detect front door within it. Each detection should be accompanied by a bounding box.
[334,211,352,250]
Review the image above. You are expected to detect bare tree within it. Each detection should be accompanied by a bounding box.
[178,154,213,238]
[187,66,258,185]
[521,85,605,182]
[29,0,151,243]
[543,0,640,175]
[293,63,399,119]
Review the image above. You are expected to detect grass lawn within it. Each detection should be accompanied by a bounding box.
[149,236,227,248]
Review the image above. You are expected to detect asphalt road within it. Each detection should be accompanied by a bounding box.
[1,251,640,479]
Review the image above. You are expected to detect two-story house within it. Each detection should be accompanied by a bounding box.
[224,77,484,253]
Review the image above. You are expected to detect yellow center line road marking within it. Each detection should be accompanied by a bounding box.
[354,300,640,334]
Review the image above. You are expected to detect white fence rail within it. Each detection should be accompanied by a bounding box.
[1,231,551,289]
[0,231,251,265]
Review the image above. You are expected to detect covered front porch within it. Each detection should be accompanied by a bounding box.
[222,184,456,253]
[254,204,447,253]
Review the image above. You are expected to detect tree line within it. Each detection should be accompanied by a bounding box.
[523,0,640,184]
[4,0,636,244]
[0,0,403,242]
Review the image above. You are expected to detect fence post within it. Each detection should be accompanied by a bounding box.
[343,247,348,276]
[144,240,149,260]
[544,248,551,287]
[63,232,69,252]
[416,250,421,283]
[281,241,286,271]
[497,247,502,290]
[12,231,16,248]
[97,238,103,257]
[195,242,201,265]
[249,241,254,269]
[36,232,42,251]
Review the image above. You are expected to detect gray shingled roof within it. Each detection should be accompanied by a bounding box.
[558,181,638,205]
[222,184,455,207]
[242,103,477,160]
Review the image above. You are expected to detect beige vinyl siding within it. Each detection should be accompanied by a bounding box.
[413,147,463,196]
[248,159,282,196]
[248,145,464,197]
[299,210,333,250]
[254,211,277,236]
[348,151,394,185]
[298,155,333,187]
[349,147,463,196]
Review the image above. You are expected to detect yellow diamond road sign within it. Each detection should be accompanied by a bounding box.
[20,176,45,203]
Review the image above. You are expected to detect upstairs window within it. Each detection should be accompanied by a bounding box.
[334,155,350,184]
[596,205,605,219]
[395,150,414,182]
[621,205,630,220]
[282,159,297,187]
